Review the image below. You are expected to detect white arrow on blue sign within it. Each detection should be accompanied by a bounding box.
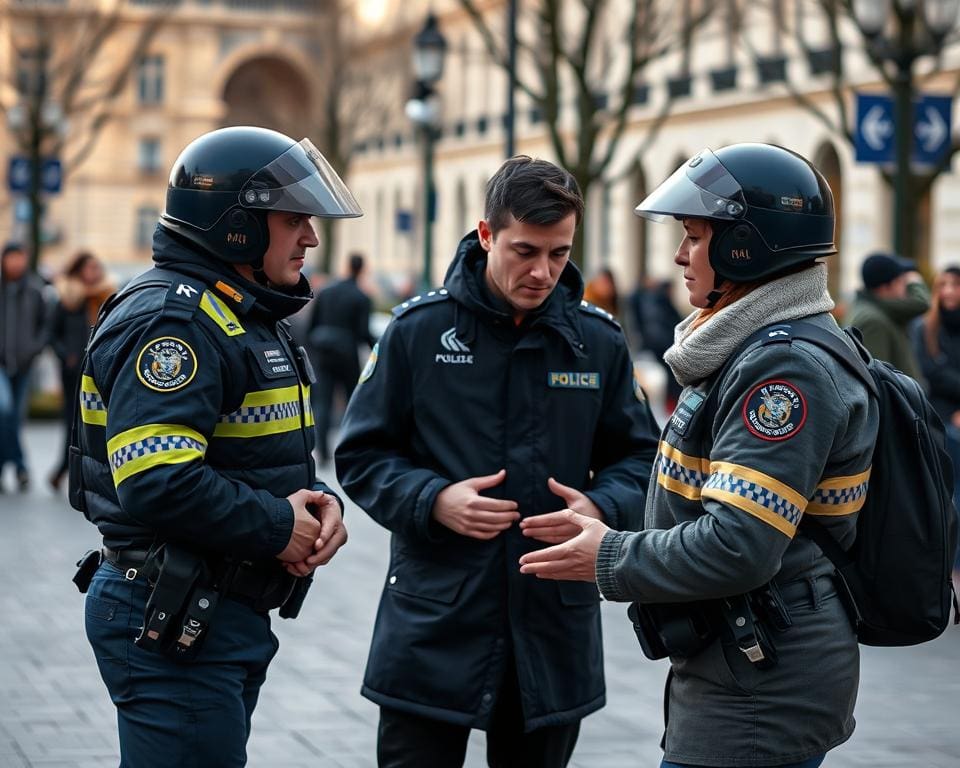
[855,92,954,167]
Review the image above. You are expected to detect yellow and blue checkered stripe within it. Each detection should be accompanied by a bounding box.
[655,441,710,500]
[80,375,107,426]
[702,462,807,537]
[214,384,313,438]
[807,468,871,516]
[107,424,207,486]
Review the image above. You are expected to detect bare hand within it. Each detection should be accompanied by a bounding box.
[277,489,325,563]
[283,494,349,576]
[519,477,604,544]
[518,509,609,582]
[951,410,960,429]
[432,469,520,540]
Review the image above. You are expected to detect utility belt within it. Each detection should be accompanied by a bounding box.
[73,544,312,660]
[627,574,836,670]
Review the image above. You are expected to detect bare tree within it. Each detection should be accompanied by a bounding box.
[1,0,171,268]
[457,0,714,265]
[754,0,960,264]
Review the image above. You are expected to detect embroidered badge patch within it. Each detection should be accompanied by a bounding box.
[136,337,197,393]
[742,380,806,441]
[359,342,379,383]
[548,371,600,389]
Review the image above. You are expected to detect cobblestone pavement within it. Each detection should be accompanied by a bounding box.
[1,422,958,767]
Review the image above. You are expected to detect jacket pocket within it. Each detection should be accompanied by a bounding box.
[387,554,469,605]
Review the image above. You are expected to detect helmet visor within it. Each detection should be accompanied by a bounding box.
[635,149,745,223]
[239,139,362,218]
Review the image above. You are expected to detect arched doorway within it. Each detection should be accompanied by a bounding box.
[221,57,313,139]
[813,141,843,300]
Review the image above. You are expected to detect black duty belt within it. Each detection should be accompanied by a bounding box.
[101,547,293,610]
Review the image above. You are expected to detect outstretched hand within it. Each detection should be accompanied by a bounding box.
[518,509,609,582]
[518,478,604,545]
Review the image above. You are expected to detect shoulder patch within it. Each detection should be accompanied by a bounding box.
[742,379,807,441]
[392,289,451,318]
[161,279,205,321]
[578,300,621,329]
[199,290,245,336]
[359,342,379,383]
[136,336,198,393]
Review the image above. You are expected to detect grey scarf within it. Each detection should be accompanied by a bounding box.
[664,264,835,386]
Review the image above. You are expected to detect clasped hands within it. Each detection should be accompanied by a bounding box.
[277,489,348,577]
[431,470,609,582]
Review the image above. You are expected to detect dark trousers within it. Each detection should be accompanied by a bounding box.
[377,662,580,768]
[312,362,359,461]
[0,369,30,472]
[85,562,278,767]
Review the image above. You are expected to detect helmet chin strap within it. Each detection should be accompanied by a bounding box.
[705,273,726,308]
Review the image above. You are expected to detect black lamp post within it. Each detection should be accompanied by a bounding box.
[406,13,447,289]
[852,0,959,262]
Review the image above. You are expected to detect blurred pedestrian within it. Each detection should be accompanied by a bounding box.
[520,144,876,768]
[307,252,376,462]
[846,251,929,378]
[0,242,50,493]
[47,251,115,492]
[336,156,660,768]
[629,277,684,412]
[583,266,619,317]
[911,264,960,577]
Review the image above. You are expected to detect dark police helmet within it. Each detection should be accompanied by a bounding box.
[634,143,835,283]
[161,126,362,264]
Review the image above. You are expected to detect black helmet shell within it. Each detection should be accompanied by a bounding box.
[161,126,361,264]
[635,143,835,282]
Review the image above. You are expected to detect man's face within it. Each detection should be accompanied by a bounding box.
[478,213,576,317]
[1,249,27,281]
[261,211,318,287]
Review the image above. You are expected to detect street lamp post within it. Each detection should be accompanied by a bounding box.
[853,0,960,262]
[405,14,447,290]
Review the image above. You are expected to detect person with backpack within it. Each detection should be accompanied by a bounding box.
[518,144,880,768]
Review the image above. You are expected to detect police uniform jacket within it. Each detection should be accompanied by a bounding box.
[596,311,878,766]
[335,231,660,731]
[78,227,337,567]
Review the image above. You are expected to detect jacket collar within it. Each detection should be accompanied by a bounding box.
[151,225,311,321]
[442,230,588,357]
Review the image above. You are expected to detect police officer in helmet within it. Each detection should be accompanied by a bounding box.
[521,143,877,768]
[76,126,359,766]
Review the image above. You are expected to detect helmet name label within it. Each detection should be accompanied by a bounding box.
[731,248,751,261]
[226,232,248,246]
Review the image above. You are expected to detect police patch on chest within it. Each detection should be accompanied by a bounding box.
[136,337,197,392]
[548,371,599,389]
[742,379,806,441]
[251,342,294,379]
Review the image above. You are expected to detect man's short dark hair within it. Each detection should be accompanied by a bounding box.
[1,242,24,259]
[348,252,364,278]
[484,156,583,236]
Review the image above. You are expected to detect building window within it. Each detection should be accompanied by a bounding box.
[137,55,164,105]
[138,138,162,173]
[136,206,159,248]
[16,48,47,98]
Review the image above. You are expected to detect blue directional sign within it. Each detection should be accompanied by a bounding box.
[855,92,954,166]
[395,209,414,233]
[6,155,63,194]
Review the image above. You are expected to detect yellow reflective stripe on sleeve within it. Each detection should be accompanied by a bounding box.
[807,467,872,516]
[656,441,709,500]
[214,384,311,438]
[107,424,207,486]
[80,375,107,426]
[199,290,245,336]
[702,461,807,538]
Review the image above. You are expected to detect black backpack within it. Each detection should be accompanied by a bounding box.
[737,320,959,646]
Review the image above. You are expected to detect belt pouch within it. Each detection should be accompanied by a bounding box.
[628,601,717,660]
[134,545,204,656]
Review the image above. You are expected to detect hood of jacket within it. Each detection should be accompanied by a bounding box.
[442,230,588,352]
[152,224,311,321]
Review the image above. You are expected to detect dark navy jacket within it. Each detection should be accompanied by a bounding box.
[78,227,338,566]
[335,232,660,730]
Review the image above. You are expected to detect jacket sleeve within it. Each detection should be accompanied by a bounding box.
[596,342,866,603]
[99,316,294,558]
[335,319,450,542]
[49,302,67,361]
[584,335,660,531]
[911,320,960,402]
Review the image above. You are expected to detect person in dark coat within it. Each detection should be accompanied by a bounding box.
[307,252,375,461]
[336,156,660,768]
[47,251,115,491]
[0,242,50,492]
[629,277,684,412]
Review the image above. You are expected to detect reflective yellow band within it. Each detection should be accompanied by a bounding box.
[807,467,872,516]
[107,423,207,486]
[655,441,709,500]
[80,375,107,426]
[200,290,245,336]
[703,461,807,538]
[214,384,313,438]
